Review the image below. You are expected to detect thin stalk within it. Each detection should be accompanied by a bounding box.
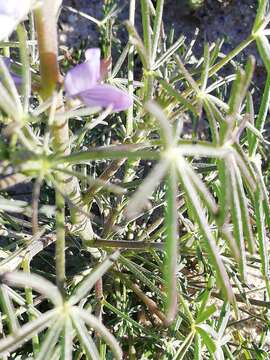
[2,37,10,57]
[209,35,254,78]
[141,0,153,99]
[55,189,66,296]
[16,24,31,112]
[250,73,270,156]
[22,257,40,355]
[29,12,37,64]
[152,0,164,64]
[126,0,136,136]
[164,165,178,325]
[90,239,164,250]
[140,0,152,60]
[31,176,42,235]
[34,1,61,99]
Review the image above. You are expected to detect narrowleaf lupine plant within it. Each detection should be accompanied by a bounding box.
[0,0,270,358]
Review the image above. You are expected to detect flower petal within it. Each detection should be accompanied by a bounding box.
[0,15,17,41]
[0,0,31,40]
[64,48,101,97]
[79,84,133,111]
[85,48,101,62]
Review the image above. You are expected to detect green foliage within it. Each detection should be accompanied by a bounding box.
[0,0,270,359]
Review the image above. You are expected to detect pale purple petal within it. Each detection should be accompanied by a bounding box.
[10,72,22,86]
[79,84,133,111]
[0,0,31,40]
[0,0,30,17]
[64,48,101,97]
[85,48,101,62]
[0,15,17,40]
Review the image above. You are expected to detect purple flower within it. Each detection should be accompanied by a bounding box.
[0,0,32,41]
[64,48,133,112]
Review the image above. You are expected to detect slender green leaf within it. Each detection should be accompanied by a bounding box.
[74,307,123,360]
[2,272,63,307]
[196,325,217,354]
[70,309,99,360]
[164,165,178,324]
[152,0,164,63]
[256,35,270,72]
[173,331,195,360]
[201,42,210,92]
[125,159,169,219]
[194,333,202,360]
[228,157,247,279]
[69,251,120,306]
[159,78,197,115]
[0,309,58,354]
[0,285,19,334]
[61,316,73,360]
[153,35,185,70]
[57,146,158,165]
[254,187,269,278]
[196,304,216,324]
[234,162,256,254]
[36,318,63,360]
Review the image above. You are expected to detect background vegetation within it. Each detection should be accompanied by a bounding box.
[0,0,270,358]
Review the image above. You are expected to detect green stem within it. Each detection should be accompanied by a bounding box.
[16,24,31,112]
[22,257,39,354]
[209,35,254,78]
[126,0,136,136]
[250,73,270,156]
[141,0,153,100]
[253,0,268,32]
[55,189,66,296]
[89,239,164,251]
[152,0,164,64]
[140,0,152,61]
[34,1,61,99]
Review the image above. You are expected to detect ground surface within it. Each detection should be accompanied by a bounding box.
[60,0,257,57]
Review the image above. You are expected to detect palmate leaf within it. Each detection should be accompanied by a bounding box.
[122,101,241,315]
[0,251,122,358]
[176,157,234,304]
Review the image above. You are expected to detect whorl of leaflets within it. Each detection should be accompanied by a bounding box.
[0,0,38,40]
[64,48,133,111]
